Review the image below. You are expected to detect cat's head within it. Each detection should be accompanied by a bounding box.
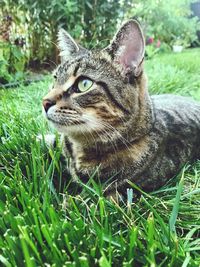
[43,20,147,137]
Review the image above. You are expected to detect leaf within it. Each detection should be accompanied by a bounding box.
[99,251,111,267]
[169,170,184,233]
[0,255,11,267]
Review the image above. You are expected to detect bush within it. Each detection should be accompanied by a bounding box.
[0,0,121,65]
[0,0,200,83]
[123,0,200,47]
[0,0,122,82]
[0,15,27,84]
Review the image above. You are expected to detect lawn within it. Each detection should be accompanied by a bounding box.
[0,49,200,267]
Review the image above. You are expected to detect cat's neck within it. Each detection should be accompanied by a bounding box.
[64,74,154,162]
[63,103,154,174]
[62,114,155,163]
[124,72,155,141]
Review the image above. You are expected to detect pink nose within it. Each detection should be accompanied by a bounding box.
[43,99,56,112]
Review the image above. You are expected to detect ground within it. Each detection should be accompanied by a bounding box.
[0,49,200,266]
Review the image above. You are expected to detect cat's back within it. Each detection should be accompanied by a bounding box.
[151,94,200,135]
[151,94,200,110]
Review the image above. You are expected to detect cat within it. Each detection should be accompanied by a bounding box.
[42,19,200,197]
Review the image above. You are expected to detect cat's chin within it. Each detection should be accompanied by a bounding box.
[46,111,103,134]
[50,120,89,134]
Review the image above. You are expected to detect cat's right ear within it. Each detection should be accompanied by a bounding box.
[105,20,145,77]
[57,28,79,61]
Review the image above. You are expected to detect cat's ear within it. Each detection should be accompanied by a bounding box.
[57,28,79,60]
[105,20,145,77]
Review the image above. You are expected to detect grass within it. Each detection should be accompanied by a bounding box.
[0,48,200,266]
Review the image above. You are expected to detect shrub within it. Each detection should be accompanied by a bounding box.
[0,15,27,83]
[123,0,200,48]
[0,0,121,66]
[0,0,199,81]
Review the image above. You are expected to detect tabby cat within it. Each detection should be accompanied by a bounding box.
[43,20,200,196]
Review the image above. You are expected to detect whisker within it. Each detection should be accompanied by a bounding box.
[82,115,122,154]
[94,120,133,155]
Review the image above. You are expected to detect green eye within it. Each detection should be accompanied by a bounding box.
[78,78,93,92]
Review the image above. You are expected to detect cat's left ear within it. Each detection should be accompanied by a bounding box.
[58,29,79,59]
[57,28,87,61]
[105,20,145,77]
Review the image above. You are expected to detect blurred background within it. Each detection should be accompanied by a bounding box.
[0,0,200,85]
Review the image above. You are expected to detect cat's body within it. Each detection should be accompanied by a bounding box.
[43,20,200,196]
[62,94,200,194]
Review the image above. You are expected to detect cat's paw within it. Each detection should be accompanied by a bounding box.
[36,134,56,148]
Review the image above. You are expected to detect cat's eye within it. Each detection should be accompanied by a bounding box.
[77,78,93,92]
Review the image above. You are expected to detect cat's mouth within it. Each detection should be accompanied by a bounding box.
[46,111,85,127]
[48,116,85,126]
[44,105,82,126]
[45,106,103,133]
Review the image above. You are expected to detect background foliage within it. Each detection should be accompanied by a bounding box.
[123,0,200,46]
[0,0,200,83]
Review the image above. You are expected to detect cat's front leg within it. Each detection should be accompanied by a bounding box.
[36,134,56,148]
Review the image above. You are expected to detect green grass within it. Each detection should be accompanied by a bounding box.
[0,48,200,266]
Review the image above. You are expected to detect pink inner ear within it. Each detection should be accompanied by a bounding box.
[117,29,144,71]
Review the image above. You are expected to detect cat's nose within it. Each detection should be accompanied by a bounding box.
[43,99,56,112]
